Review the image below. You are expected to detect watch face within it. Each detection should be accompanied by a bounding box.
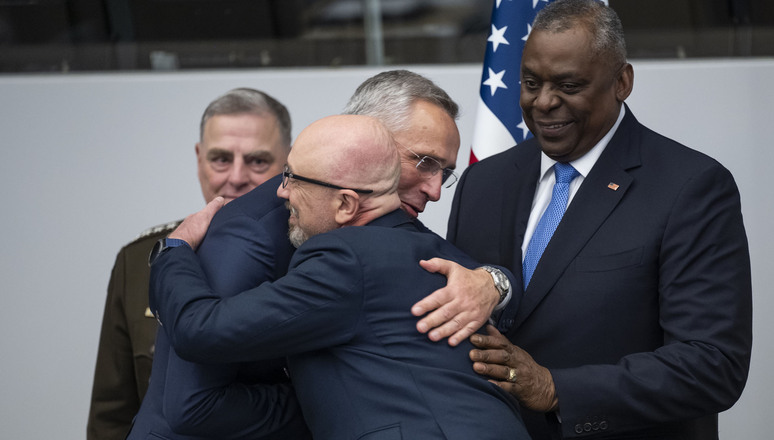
[487,267,510,291]
[496,271,511,290]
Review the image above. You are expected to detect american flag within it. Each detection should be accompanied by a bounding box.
[470,0,608,164]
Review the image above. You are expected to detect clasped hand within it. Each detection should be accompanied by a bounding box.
[470,325,559,413]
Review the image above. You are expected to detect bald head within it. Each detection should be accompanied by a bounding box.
[291,114,401,198]
[278,115,403,247]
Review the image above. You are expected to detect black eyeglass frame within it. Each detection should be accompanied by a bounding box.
[399,143,458,188]
[282,165,373,194]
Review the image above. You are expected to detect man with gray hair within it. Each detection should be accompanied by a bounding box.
[195,87,291,204]
[346,70,511,347]
[344,69,460,220]
[88,88,292,440]
[448,1,752,439]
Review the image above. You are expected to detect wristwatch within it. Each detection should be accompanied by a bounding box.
[481,266,511,304]
[148,238,188,267]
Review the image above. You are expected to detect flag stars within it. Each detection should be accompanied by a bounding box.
[533,0,548,8]
[518,119,531,140]
[488,25,510,52]
[483,68,508,96]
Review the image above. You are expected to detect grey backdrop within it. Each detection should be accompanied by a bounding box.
[1,60,772,438]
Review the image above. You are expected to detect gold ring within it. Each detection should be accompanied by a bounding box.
[507,367,517,383]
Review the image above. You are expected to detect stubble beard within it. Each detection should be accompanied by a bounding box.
[286,202,308,248]
[288,224,308,248]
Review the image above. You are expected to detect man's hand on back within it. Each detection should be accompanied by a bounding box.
[412,258,500,346]
[168,197,225,250]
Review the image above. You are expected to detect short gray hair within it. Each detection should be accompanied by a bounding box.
[199,88,291,148]
[533,0,627,67]
[343,70,459,133]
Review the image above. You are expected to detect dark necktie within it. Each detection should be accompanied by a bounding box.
[522,162,579,288]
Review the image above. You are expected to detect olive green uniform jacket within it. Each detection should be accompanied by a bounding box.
[87,221,181,440]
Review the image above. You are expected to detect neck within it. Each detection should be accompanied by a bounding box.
[345,194,402,226]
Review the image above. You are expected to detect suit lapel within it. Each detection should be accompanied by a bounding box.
[510,108,643,330]
[499,143,540,283]
[493,144,540,325]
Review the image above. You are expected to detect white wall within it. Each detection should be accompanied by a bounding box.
[0,59,771,439]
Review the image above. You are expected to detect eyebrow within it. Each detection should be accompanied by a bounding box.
[206,148,232,159]
[244,150,275,162]
[206,149,275,161]
[409,149,454,169]
[433,155,455,170]
[521,65,581,81]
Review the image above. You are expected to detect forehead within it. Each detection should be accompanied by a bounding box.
[522,27,598,75]
[286,148,297,166]
[201,113,281,147]
[285,146,317,173]
[394,101,460,164]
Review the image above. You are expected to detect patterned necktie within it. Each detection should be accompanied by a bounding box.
[522,162,579,288]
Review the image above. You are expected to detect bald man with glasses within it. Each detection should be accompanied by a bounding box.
[131,70,514,440]
[148,114,529,440]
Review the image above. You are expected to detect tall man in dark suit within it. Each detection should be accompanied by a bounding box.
[445,1,752,439]
[148,114,531,440]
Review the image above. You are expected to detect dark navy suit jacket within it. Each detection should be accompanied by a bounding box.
[447,106,752,439]
[150,209,530,440]
[127,175,310,439]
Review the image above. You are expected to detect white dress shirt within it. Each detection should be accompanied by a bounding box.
[521,105,626,261]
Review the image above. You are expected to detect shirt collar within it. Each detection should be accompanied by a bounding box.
[538,104,626,181]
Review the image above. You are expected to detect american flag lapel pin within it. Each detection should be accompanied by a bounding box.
[607,182,620,191]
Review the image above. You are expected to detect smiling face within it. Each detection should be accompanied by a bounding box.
[196,113,288,203]
[393,100,460,218]
[276,115,401,247]
[520,25,633,163]
[277,146,339,248]
[280,161,340,248]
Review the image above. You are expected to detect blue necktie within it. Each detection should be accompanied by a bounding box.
[522,163,579,288]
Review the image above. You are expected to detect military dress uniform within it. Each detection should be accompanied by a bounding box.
[87,220,181,440]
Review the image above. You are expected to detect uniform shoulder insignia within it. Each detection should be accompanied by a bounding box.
[132,219,183,243]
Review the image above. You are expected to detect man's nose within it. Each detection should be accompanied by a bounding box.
[228,160,250,187]
[534,86,560,112]
[423,172,443,202]
[276,181,290,199]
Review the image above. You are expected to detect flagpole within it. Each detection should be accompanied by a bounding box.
[364,0,385,65]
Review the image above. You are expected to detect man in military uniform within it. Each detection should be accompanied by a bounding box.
[87,88,292,440]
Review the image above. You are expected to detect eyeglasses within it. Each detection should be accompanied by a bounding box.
[400,144,458,188]
[282,165,373,194]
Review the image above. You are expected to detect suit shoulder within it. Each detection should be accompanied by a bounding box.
[316,223,434,255]
[635,122,729,174]
[468,140,539,173]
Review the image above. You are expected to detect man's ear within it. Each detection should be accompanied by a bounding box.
[615,63,634,102]
[334,191,360,225]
